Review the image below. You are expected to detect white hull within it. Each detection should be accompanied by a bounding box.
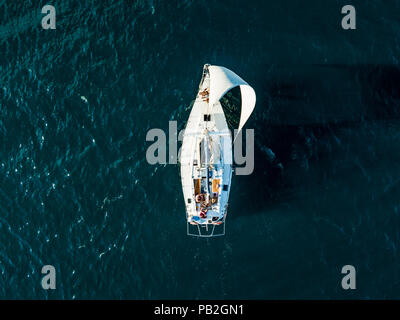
[180,64,255,237]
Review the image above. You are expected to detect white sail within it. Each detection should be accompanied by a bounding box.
[208,66,256,141]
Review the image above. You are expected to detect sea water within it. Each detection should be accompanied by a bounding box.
[0,0,399,299]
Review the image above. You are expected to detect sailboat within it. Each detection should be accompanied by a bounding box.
[180,64,256,237]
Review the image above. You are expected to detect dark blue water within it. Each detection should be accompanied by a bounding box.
[0,0,400,299]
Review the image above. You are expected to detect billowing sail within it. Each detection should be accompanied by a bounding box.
[208,66,256,141]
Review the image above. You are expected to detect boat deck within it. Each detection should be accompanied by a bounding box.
[180,64,233,233]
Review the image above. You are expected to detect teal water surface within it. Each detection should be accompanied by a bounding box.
[0,0,400,299]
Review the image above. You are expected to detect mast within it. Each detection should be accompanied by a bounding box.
[204,132,210,195]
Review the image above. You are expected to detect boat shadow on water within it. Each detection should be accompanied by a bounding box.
[231,64,400,218]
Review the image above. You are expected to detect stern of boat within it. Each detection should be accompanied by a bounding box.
[186,220,226,237]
